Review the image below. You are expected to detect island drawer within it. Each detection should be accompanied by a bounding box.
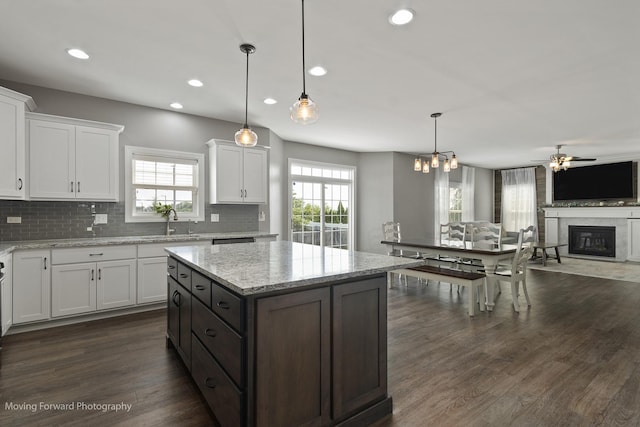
[191,270,211,308]
[212,283,244,332]
[191,334,243,427]
[167,257,178,279]
[192,298,244,387]
[177,262,191,289]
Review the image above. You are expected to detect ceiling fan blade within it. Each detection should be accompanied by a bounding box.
[571,157,597,162]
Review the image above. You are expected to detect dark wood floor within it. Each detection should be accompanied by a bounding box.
[2,269,640,426]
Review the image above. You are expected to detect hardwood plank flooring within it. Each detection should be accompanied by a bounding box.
[1,269,640,426]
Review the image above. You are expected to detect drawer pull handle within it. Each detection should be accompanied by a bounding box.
[89,253,104,256]
[17,178,23,190]
[195,285,206,291]
[204,378,216,389]
[172,291,181,306]
[168,265,176,270]
[179,273,189,278]
[205,328,217,337]
[216,301,230,310]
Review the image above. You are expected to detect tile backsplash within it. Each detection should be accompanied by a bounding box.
[0,201,258,241]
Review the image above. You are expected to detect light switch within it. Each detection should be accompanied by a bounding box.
[7,216,22,224]
[94,214,108,224]
[259,211,266,222]
[211,213,220,222]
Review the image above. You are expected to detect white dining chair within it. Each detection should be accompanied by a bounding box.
[382,221,418,286]
[495,228,534,312]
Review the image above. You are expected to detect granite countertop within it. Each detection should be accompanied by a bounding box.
[0,231,278,257]
[166,241,424,296]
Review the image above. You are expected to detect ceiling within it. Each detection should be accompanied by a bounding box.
[1,0,639,169]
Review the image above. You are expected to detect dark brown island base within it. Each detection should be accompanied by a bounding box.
[165,241,423,427]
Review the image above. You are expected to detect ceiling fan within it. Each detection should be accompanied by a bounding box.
[537,144,597,172]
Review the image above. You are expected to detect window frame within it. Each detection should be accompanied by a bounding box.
[124,145,205,223]
[449,181,463,222]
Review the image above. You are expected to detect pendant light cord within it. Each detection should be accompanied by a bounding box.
[433,115,437,153]
[244,49,249,126]
[301,0,307,96]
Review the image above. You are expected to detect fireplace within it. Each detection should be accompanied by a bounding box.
[568,225,616,257]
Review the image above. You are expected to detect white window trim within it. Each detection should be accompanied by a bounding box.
[288,158,356,250]
[124,145,205,223]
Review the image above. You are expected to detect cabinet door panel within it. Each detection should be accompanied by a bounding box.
[256,288,331,427]
[137,257,168,304]
[51,262,96,317]
[333,277,387,419]
[242,148,267,203]
[0,95,26,199]
[75,126,117,200]
[97,259,136,310]
[29,120,75,198]
[214,144,244,202]
[13,250,51,323]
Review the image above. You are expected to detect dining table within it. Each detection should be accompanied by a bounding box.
[381,238,518,311]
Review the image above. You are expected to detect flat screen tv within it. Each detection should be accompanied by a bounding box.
[553,161,635,201]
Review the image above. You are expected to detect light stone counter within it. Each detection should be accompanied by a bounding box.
[0,231,277,257]
[166,240,424,295]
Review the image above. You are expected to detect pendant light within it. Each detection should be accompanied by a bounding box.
[290,0,319,124]
[235,43,258,147]
[413,112,459,173]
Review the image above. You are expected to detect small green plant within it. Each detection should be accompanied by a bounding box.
[152,201,174,218]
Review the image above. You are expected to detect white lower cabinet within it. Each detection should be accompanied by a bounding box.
[13,250,51,324]
[137,257,168,304]
[1,253,13,335]
[137,241,210,304]
[51,246,136,318]
[628,219,640,262]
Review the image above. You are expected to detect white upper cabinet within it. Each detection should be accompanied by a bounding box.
[27,112,123,201]
[0,86,36,200]
[207,139,267,204]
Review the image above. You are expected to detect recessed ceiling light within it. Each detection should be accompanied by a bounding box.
[67,48,89,59]
[389,9,414,26]
[264,98,278,105]
[170,102,183,109]
[309,66,327,77]
[188,79,203,87]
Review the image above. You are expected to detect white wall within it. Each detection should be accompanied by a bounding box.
[357,153,394,254]
[393,152,433,241]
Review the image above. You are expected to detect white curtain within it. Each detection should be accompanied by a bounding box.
[434,167,450,233]
[501,167,538,232]
[461,166,475,221]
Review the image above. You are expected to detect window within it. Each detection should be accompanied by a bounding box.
[124,146,205,223]
[289,160,355,250]
[449,183,462,222]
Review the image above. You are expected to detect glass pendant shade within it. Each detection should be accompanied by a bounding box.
[450,154,458,169]
[290,94,319,124]
[235,126,258,147]
[422,161,429,174]
[443,158,451,172]
[431,153,439,168]
[414,158,422,171]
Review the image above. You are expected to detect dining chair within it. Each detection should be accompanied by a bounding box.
[432,222,468,290]
[382,221,417,286]
[494,228,534,312]
[470,222,502,250]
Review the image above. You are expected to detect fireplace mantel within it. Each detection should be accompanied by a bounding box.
[543,207,640,262]
[544,206,640,218]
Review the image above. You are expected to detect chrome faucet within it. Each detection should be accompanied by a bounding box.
[166,208,178,236]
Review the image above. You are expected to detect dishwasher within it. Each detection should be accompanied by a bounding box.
[211,237,256,245]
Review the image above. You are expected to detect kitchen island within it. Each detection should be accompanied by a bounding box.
[165,241,423,427]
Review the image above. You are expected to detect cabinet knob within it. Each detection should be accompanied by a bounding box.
[204,378,217,389]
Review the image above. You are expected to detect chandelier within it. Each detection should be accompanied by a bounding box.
[413,113,458,174]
